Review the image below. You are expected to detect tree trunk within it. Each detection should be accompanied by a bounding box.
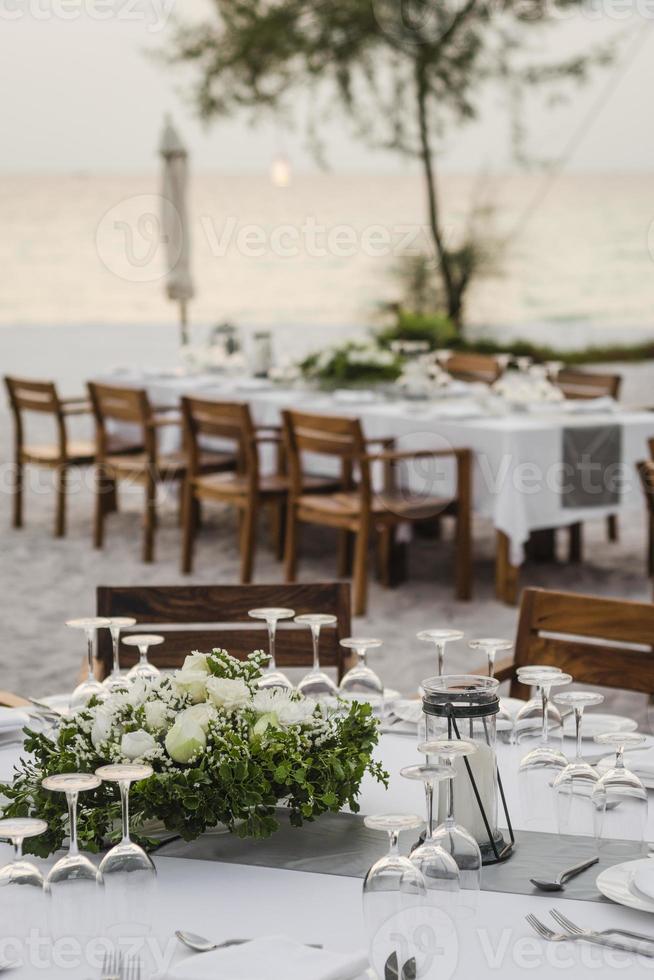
[414,62,462,332]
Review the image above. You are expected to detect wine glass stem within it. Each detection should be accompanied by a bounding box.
[12,836,23,862]
[111,629,120,675]
[387,829,400,857]
[437,643,444,677]
[446,768,455,824]
[267,621,277,672]
[541,685,550,746]
[67,791,79,857]
[358,649,367,669]
[487,651,495,679]
[424,781,434,838]
[120,781,131,845]
[574,707,584,762]
[616,747,625,770]
[85,629,95,682]
[139,646,148,667]
[311,626,320,672]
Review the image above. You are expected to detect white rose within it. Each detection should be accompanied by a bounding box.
[126,679,148,708]
[91,706,115,751]
[143,700,169,733]
[121,729,156,761]
[276,699,316,727]
[206,677,250,711]
[165,717,206,764]
[179,703,217,731]
[173,669,208,704]
[182,652,210,674]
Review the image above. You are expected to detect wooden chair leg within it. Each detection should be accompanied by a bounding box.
[568,522,583,563]
[352,521,371,616]
[93,466,106,549]
[648,516,654,577]
[284,505,298,582]
[180,481,195,574]
[54,465,67,537]
[239,500,257,584]
[270,499,286,562]
[12,459,23,528]
[143,477,157,563]
[455,452,472,600]
[104,477,118,514]
[377,526,394,588]
[337,530,353,577]
[607,514,618,542]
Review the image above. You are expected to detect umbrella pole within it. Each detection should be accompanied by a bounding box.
[179,300,189,347]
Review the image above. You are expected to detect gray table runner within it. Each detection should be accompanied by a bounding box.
[155,810,643,904]
[561,423,622,508]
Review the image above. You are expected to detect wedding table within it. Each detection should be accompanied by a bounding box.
[96,369,654,603]
[3,728,654,979]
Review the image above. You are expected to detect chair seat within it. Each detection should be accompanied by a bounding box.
[22,441,96,465]
[193,472,339,499]
[106,449,235,479]
[296,490,455,524]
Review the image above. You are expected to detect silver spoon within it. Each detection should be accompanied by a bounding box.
[530,856,599,892]
[175,931,322,953]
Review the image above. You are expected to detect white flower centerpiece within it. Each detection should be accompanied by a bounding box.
[299,341,402,389]
[1,650,386,857]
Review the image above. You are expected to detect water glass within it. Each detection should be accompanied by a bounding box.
[552,691,604,836]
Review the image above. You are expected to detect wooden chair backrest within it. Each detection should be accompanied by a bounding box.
[283,409,368,498]
[97,582,351,679]
[88,382,152,459]
[446,353,502,385]
[556,368,622,401]
[638,460,654,516]
[182,397,257,481]
[5,375,66,453]
[511,587,654,698]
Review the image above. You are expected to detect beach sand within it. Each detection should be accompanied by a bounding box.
[1,324,653,727]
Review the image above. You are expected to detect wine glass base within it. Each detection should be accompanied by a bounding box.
[257,671,293,691]
[297,670,338,699]
[70,679,106,712]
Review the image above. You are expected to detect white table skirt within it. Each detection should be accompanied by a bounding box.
[3,731,654,978]
[95,371,654,566]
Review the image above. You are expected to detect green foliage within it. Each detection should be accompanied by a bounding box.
[377,310,457,351]
[300,341,403,387]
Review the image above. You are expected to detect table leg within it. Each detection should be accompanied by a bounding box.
[526,528,556,562]
[495,530,519,605]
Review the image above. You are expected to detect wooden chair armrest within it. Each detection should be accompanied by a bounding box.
[361,448,466,464]
[0,689,30,708]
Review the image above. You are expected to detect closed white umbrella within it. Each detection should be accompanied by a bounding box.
[159,115,194,345]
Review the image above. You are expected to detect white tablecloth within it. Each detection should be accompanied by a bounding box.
[96,371,654,565]
[3,731,654,978]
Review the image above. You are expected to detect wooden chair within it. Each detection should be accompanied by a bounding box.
[88,383,234,563]
[283,410,472,616]
[96,582,351,680]
[0,690,30,708]
[4,375,95,537]
[181,397,289,582]
[491,587,654,700]
[557,368,623,557]
[445,353,503,385]
[638,457,654,580]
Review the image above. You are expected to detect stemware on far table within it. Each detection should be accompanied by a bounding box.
[295,614,338,699]
[417,629,463,678]
[420,739,482,911]
[468,638,514,735]
[512,665,564,746]
[123,634,164,682]
[0,817,49,944]
[96,763,157,937]
[42,773,103,940]
[248,608,295,690]
[103,617,137,692]
[591,731,649,853]
[399,764,459,908]
[552,691,604,836]
[338,638,384,697]
[67,617,111,712]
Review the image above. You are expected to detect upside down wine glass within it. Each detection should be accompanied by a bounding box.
[0,818,49,946]
[338,638,384,697]
[103,617,137,692]
[123,634,164,682]
[399,764,459,908]
[591,731,648,853]
[97,763,157,937]
[362,814,426,936]
[468,638,514,735]
[295,614,338,698]
[512,665,563,746]
[67,617,110,712]
[417,629,463,678]
[248,608,294,690]
[42,773,103,940]
[518,668,572,831]
[552,691,604,837]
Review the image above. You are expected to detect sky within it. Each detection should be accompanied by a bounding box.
[1,0,654,174]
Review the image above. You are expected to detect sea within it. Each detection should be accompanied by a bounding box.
[1,172,654,353]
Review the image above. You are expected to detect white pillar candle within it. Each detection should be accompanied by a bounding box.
[437,741,497,845]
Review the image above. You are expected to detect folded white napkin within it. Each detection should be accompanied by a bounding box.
[0,707,30,735]
[161,936,368,980]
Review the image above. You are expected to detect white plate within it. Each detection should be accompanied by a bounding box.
[596,858,654,913]
[562,713,638,740]
[633,865,654,902]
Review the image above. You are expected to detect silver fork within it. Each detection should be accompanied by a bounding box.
[101,950,122,980]
[121,956,141,980]
[525,914,654,956]
[550,907,654,947]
